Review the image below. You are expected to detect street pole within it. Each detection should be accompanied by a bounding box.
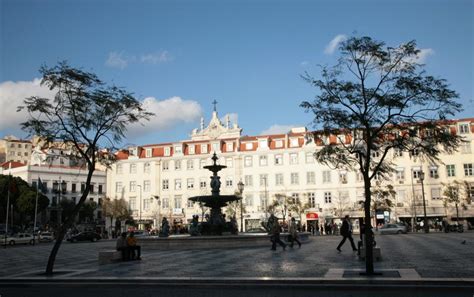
[33,178,39,245]
[420,171,429,233]
[237,181,244,233]
[410,168,417,232]
[4,180,10,248]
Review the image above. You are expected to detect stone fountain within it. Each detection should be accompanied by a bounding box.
[188,153,241,235]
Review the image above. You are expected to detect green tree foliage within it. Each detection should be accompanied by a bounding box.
[102,197,132,230]
[78,200,97,223]
[301,36,462,274]
[18,61,153,275]
[443,181,470,222]
[0,175,49,226]
[60,199,76,223]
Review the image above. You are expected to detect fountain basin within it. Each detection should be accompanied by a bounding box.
[137,232,312,250]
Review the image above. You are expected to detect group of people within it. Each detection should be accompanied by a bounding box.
[268,214,301,251]
[115,231,141,261]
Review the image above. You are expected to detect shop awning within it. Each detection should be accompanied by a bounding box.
[306,212,319,219]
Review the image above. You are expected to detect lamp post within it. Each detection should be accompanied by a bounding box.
[419,171,429,233]
[153,195,160,231]
[237,181,245,232]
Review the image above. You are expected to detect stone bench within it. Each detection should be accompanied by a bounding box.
[98,250,122,265]
[359,247,382,261]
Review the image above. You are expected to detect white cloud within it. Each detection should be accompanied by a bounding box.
[0,78,55,135]
[300,61,309,67]
[140,51,173,64]
[127,96,203,136]
[413,48,435,63]
[105,51,128,69]
[324,34,347,55]
[260,124,297,135]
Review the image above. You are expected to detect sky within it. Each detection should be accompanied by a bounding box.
[1,0,473,146]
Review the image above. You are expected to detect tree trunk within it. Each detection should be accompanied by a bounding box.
[45,166,95,275]
[455,203,459,222]
[363,175,375,275]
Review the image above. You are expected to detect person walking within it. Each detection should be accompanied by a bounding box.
[288,217,301,248]
[269,214,286,251]
[337,215,357,252]
[116,232,130,261]
[127,231,142,260]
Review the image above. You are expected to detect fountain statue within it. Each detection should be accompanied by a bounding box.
[188,153,242,235]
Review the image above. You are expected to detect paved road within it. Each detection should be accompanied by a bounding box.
[2,231,474,279]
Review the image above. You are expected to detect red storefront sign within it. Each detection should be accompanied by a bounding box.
[306,213,319,219]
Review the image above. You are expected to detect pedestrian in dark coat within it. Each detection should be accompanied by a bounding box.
[269,214,286,251]
[337,215,357,252]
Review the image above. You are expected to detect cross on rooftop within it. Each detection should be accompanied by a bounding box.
[212,100,218,112]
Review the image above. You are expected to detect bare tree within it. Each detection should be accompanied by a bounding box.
[301,36,462,274]
[18,62,153,275]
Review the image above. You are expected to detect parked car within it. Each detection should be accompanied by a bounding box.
[4,233,36,245]
[67,231,101,242]
[39,232,54,242]
[378,223,408,235]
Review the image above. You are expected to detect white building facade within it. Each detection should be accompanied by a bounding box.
[107,109,474,231]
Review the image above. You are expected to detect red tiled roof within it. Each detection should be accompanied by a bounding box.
[0,161,26,169]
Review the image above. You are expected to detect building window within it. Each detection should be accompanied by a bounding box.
[187,178,194,189]
[308,192,316,208]
[226,177,233,187]
[275,173,284,186]
[201,144,208,154]
[226,142,233,152]
[274,154,283,165]
[162,179,169,190]
[259,174,268,187]
[129,164,137,174]
[259,194,267,211]
[306,172,315,185]
[143,180,150,192]
[175,160,181,170]
[212,142,219,152]
[412,168,421,179]
[98,184,103,194]
[72,183,77,193]
[200,178,207,189]
[200,159,206,169]
[143,198,150,211]
[259,155,268,166]
[446,164,456,177]
[396,168,405,181]
[290,173,299,185]
[339,171,348,184]
[305,152,315,163]
[324,192,332,204]
[129,181,136,192]
[162,161,169,171]
[245,194,253,207]
[144,162,151,173]
[290,138,299,147]
[259,139,268,149]
[146,148,152,158]
[81,183,86,193]
[459,124,470,134]
[322,171,331,183]
[187,199,194,208]
[464,164,473,176]
[431,188,442,200]
[460,142,472,154]
[244,156,253,167]
[226,157,233,168]
[289,153,298,165]
[117,164,123,174]
[175,146,183,154]
[175,179,182,190]
[162,198,169,209]
[275,140,283,148]
[129,197,136,210]
[174,196,182,209]
[393,148,403,157]
[291,193,299,203]
[189,145,195,155]
[187,159,194,170]
[164,147,171,156]
[429,166,439,179]
[244,175,253,187]
[245,143,253,150]
[115,182,122,193]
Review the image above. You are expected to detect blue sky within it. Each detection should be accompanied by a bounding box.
[1,0,472,145]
